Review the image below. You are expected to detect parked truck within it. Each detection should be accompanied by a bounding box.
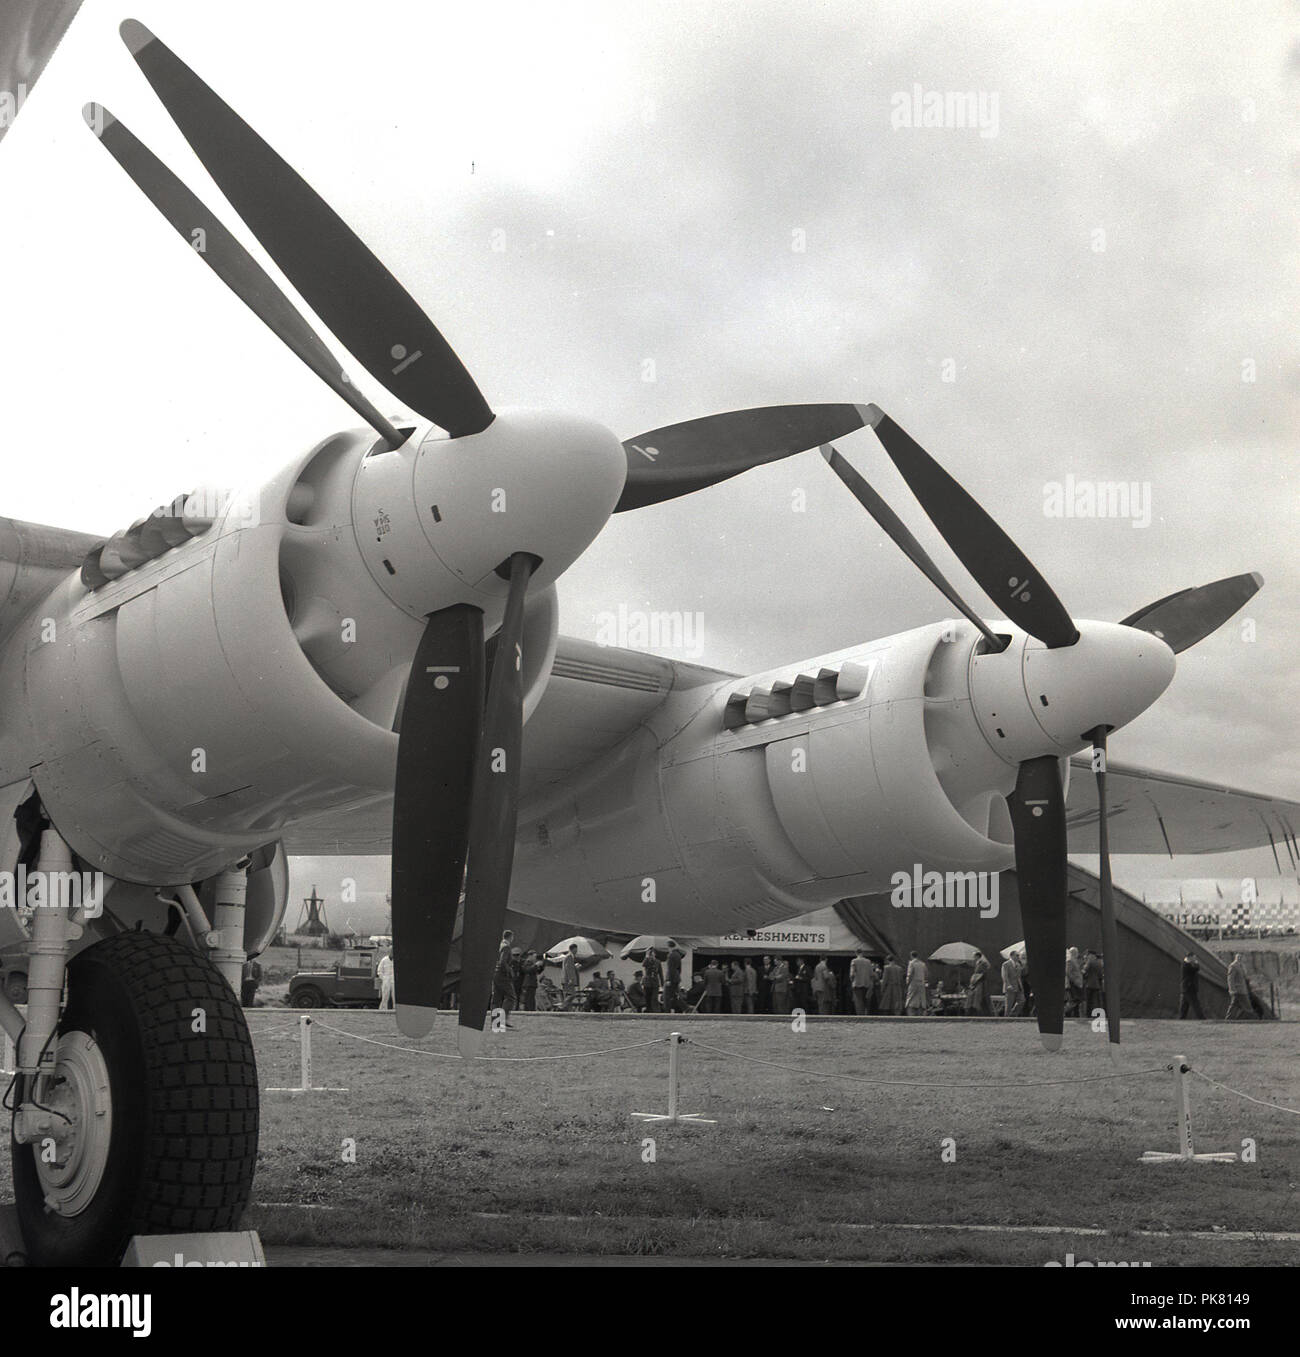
[287,947,383,1008]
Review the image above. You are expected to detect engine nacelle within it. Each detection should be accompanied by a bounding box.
[514,623,1022,936]
[0,426,561,884]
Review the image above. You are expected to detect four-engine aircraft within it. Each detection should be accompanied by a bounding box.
[1,13,1295,1266]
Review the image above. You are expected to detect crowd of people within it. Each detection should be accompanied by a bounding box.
[490,935,695,1014]
[482,933,1262,1021]
[483,938,1070,1018]
[262,924,1261,1021]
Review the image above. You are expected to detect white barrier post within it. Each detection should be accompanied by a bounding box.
[1140,1055,1236,1163]
[1177,1055,1195,1159]
[632,1033,715,1126]
[266,1016,348,1094]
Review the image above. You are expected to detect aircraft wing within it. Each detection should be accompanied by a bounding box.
[0,517,105,643]
[1066,757,1300,861]
[279,636,735,856]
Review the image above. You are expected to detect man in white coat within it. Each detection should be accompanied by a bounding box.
[905,951,928,1015]
[561,943,582,1007]
[376,950,395,1011]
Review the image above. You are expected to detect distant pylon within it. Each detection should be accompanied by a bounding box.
[297,885,330,937]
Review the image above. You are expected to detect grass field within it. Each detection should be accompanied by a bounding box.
[3,1011,1295,1264]
[227,1011,1300,1265]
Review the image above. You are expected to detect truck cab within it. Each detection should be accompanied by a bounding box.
[288,947,381,1008]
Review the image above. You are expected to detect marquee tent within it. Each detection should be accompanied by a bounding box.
[833,865,1235,1018]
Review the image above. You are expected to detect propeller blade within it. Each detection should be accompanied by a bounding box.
[121,19,494,438]
[457,553,536,1055]
[87,104,404,449]
[391,606,485,1038]
[1087,727,1121,1048]
[820,445,1005,651]
[1119,572,1262,654]
[1007,756,1069,1050]
[863,405,1079,649]
[616,404,870,511]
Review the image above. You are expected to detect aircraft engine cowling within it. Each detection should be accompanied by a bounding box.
[0,427,558,885]
[514,623,1023,936]
[753,623,1020,890]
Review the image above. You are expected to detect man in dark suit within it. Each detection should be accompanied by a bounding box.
[1081,949,1105,1021]
[492,931,517,1016]
[519,950,541,1010]
[586,970,611,1012]
[1178,953,1204,1019]
[664,941,685,1012]
[642,945,663,1013]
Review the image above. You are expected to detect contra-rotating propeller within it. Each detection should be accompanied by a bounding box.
[103,20,880,1048]
[822,407,1261,1051]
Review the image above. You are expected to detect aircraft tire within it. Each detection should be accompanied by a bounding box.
[11,929,259,1266]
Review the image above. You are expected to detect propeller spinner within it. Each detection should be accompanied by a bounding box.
[822,413,1261,1050]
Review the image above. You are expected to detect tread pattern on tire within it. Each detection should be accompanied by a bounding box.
[80,931,260,1235]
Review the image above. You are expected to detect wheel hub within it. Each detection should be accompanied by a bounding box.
[31,1031,113,1218]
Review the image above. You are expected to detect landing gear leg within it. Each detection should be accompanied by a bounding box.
[16,830,82,1080]
[175,864,250,997]
[210,865,250,995]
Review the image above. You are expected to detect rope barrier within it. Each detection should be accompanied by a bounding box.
[478,1038,670,1063]
[242,1019,304,1039]
[311,1017,668,1063]
[307,1020,465,1061]
[1188,1069,1300,1118]
[258,1019,1298,1150]
[681,1037,1171,1089]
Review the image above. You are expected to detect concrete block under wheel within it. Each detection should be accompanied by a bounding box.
[122,1231,265,1268]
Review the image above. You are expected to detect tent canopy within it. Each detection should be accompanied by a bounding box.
[834,866,1236,1017]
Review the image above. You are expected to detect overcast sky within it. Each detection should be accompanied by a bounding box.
[2,0,1296,926]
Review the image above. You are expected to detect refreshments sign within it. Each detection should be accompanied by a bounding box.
[708,927,832,951]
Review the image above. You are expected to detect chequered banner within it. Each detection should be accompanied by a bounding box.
[1228,898,1298,931]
